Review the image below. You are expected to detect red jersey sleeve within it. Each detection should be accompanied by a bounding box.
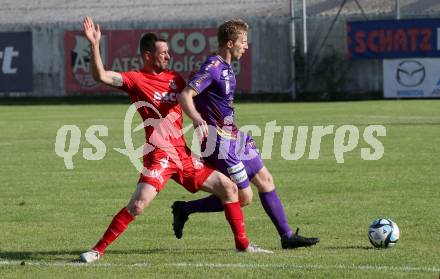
[120,71,137,93]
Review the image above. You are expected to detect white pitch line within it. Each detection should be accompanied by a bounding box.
[0,261,439,273]
[169,263,440,273]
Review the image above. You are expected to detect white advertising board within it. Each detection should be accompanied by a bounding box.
[383,58,440,98]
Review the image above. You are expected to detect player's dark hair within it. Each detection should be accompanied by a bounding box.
[139,33,167,54]
[218,19,249,48]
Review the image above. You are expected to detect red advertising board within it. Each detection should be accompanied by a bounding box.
[64,29,252,93]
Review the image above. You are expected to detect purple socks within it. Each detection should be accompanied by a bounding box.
[259,189,293,239]
[183,189,293,239]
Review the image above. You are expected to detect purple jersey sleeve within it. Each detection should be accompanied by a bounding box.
[188,59,219,94]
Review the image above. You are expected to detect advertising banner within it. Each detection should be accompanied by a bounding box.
[383,58,440,98]
[65,29,252,94]
[0,32,33,92]
[347,19,440,60]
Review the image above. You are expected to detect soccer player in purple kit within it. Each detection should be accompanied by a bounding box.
[173,19,320,249]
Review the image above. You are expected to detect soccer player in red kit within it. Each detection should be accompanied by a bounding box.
[79,17,272,263]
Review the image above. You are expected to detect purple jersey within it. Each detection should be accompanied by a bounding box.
[188,55,264,189]
[189,55,238,138]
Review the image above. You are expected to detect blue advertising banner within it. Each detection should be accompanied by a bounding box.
[0,32,33,92]
[347,19,440,60]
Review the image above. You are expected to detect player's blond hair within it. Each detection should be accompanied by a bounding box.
[217,19,249,48]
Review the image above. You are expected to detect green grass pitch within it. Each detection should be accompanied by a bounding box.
[0,100,439,278]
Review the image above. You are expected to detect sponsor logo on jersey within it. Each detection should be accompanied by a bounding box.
[153,91,178,103]
[169,79,177,89]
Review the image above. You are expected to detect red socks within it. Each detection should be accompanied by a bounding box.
[92,203,249,254]
[93,207,134,254]
[224,202,250,250]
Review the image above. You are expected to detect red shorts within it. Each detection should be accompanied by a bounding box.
[138,146,214,193]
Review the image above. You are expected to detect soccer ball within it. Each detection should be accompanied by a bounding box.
[367,218,400,248]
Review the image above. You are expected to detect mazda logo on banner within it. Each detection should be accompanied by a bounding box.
[396,60,425,87]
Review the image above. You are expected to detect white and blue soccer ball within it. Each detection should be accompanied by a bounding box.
[368,218,400,248]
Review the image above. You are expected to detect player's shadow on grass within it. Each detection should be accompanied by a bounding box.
[323,245,373,250]
[0,248,231,261]
[0,250,84,261]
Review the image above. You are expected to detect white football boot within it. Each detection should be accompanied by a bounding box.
[79,250,102,263]
[239,243,274,254]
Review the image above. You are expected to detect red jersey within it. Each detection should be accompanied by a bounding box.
[120,70,187,148]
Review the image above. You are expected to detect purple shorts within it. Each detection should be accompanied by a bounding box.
[203,132,264,189]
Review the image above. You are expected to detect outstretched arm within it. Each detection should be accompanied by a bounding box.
[83,16,123,87]
[177,86,208,138]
